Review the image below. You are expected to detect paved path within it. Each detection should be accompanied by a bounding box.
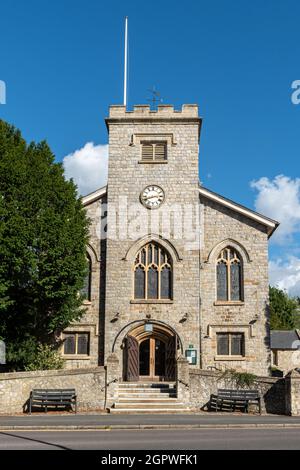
[1,413,300,429]
[0,428,300,450]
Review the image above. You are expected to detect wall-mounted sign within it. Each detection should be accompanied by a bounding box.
[185,348,197,365]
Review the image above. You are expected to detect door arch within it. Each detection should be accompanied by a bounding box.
[123,323,178,382]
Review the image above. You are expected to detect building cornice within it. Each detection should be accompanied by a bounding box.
[82,186,107,206]
[199,186,279,238]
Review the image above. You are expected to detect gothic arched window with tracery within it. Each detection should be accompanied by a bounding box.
[216,247,243,302]
[134,243,172,300]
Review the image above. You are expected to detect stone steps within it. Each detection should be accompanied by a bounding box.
[109,408,189,414]
[108,382,190,414]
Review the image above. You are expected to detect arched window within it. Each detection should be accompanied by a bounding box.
[216,247,243,301]
[134,243,172,300]
[81,254,92,301]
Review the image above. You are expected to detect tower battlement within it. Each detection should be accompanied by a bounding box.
[107,104,199,119]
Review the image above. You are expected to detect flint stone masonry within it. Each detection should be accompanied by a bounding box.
[188,369,286,415]
[0,368,106,414]
[286,369,300,416]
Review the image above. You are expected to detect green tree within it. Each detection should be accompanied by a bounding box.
[269,286,299,330]
[0,120,90,370]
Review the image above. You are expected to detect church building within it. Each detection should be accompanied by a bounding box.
[60,104,279,380]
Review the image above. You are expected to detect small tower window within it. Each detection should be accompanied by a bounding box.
[141,142,167,162]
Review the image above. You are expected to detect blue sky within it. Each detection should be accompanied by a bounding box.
[0,0,300,294]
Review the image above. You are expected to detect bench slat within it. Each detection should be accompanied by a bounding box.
[209,389,261,414]
[29,388,77,414]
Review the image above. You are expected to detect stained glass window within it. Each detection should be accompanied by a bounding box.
[217,262,227,301]
[216,247,243,301]
[134,266,145,299]
[231,262,241,301]
[148,266,159,299]
[134,243,172,300]
[161,266,172,299]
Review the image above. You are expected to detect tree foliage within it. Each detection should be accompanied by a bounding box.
[0,120,90,370]
[24,344,64,371]
[269,286,299,330]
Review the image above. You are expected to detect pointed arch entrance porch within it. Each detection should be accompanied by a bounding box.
[121,322,181,382]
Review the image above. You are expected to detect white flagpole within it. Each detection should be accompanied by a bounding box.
[123,16,128,108]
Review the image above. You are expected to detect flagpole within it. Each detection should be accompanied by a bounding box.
[123,16,128,108]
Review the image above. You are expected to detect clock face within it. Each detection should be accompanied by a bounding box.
[141,185,165,209]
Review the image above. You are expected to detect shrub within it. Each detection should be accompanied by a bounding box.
[24,344,64,371]
[219,368,257,389]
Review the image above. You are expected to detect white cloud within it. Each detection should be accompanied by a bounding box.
[251,175,300,244]
[63,142,108,196]
[269,257,300,297]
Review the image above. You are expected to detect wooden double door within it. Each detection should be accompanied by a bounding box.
[124,334,176,382]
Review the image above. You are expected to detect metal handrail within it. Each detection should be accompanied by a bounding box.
[103,378,118,411]
[101,378,118,393]
[178,379,189,388]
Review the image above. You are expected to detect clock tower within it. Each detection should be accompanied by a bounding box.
[104,104,202,379]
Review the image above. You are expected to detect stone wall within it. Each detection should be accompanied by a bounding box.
[187,369,286,415]
[272,349,299,375]
[0,367,106,414]
[286,369,300,416]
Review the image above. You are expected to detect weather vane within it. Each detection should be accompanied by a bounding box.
[147,86,163,110]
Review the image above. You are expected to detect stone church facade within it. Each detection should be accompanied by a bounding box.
[60,104,279,379]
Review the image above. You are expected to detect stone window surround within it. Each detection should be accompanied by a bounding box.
[60,324,98,360]
[206,324,256,339]
[129,133,176,164]
[204,239,251,306]
[214,301,245,306]
[129,133,177,147]
[206,324,256,361]
[130,299,174,305]
[216,332,245,360]
[79,244,100,305]
[216,247,243,302]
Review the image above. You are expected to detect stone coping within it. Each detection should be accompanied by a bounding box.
[189,369,282,384]
[0,366,105,381]
[107,104,199,118]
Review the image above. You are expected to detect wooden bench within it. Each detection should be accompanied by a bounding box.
[209,388,261,414]
[28,389,77,414]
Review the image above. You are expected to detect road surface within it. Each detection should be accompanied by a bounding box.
[0,428,300,450]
